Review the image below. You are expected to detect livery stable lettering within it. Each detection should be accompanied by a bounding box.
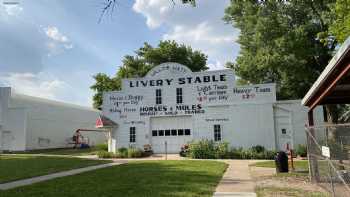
[129,74,226,88]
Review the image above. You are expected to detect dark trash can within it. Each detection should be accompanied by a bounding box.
[275,151,288,173]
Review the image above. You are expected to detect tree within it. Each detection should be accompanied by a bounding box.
[329,0,350,43]
[224,0,336,101]
[91,40,208,109]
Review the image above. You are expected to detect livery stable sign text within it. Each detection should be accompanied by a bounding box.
[129,74,226,88]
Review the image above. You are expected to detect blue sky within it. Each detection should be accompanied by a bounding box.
[0,0,240,107]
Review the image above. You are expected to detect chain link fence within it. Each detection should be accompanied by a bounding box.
[306,124,350,197]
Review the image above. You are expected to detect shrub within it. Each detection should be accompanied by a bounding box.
[215,142,230,159]
[251,145,265,153]
[127,148,143,158]
[184,140,276,160]
[296,144,307,157]
[97,150,114,158]
[97,147,145,159]
[188,139,216,159]
[96,143,108,151]
[263,150,277,159]
[118,147,128,158]
[229,147,243,159]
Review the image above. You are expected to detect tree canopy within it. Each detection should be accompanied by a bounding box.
[224,0,337,100]
[329,0,350,43]
[91,40,208,109]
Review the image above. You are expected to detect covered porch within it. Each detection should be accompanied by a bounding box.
[302,37,350,195]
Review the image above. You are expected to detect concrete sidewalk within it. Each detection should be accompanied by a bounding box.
[213,160,256,197]
[0,162,124,190]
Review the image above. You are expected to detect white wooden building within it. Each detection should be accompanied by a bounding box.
[102,62,324,153]
[0,87,106,152]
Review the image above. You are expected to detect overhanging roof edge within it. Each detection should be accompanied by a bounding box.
[302,37,350,107]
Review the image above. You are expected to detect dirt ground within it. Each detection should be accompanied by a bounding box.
[250,166,330,196]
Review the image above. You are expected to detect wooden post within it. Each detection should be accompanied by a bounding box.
[307,110,320,182]
[165,141,167,160]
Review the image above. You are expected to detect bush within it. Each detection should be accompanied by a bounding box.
[127,148,143,158]
[97,147,145,158]
[96,143,108,151]
[296,144,307,157]
[184,140,276,160]
[118,147,128,158]
[97,150,114,158]
[188,139,216,159]
[251,145,265,153]
[215,142,230,159]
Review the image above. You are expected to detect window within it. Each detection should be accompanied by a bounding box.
[176,88,183,104]
[214,125,221,141]
[130,127,136,143]
[152,130,158,136]
[171,129,177,136]
[156,89,162,104]
[165,130,170,136]
[178,129,184,136]
[185,129,191,136]
[281,129,286,134]
[158,130,164,136]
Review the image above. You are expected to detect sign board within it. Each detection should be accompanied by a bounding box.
[322,146,330,158]
[232,83,276,103]
[95,117,103,128]
[103,63,277,123]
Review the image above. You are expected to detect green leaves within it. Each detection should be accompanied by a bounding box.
[224,0,335,100]
[329,0,350,43]
[91,40,208,109]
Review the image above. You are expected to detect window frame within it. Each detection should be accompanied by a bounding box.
[156,89,162,104]
[129,127,136,143]
[176,88,183,104]
[152,130,158,137]
[281,128,287,134]
[171,129,177,136]
[214,125,221,142]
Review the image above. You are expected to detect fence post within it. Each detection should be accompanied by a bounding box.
[165,141,167,160]
[307,110,320,182]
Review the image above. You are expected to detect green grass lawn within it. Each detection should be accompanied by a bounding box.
[18,147,103,156]
[0,160,227,197]
[0,155,110,183]
[256,186,329,197]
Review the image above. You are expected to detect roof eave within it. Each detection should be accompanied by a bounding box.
[302,37,350,107]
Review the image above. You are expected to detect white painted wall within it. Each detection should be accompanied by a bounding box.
[275,100,324,149]
[102,63,324,153]
[0,87,107,151]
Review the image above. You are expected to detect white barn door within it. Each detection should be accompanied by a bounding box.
[151,116,192,153]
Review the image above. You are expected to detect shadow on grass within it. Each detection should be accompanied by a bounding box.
[0,160,227,197]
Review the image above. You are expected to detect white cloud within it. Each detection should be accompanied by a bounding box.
[0,72,68,100]
[45,26,68,43]
[133,0,240,70]
[44,26,73,55]
[0,3,23,17]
